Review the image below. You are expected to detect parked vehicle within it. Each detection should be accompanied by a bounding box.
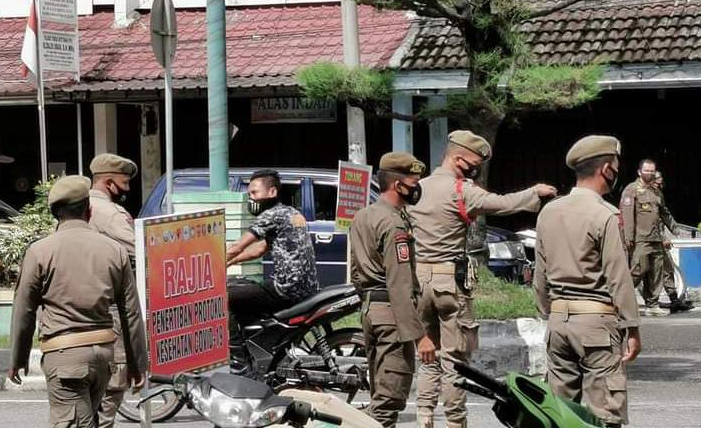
[140,372,344,428]
[139,168,531,285]
[454,360,606,428]
[118,279,367,422]
[0,198,19,235]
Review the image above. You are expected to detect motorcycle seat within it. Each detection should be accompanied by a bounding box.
[274,284,357,320]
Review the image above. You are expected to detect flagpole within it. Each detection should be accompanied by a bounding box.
[35,1,48,182]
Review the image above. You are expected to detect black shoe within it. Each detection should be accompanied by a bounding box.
[670,300,694,313]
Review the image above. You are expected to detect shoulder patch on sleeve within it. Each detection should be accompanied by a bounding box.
[394,231,410,242]
[395,241,410,263]
[622,196,632,206]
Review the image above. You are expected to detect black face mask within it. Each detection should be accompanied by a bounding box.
[458,158,481,180]
[109,183,128,205]
[603,166,619,193]
[397,182,422,205]
[247,196,279,216]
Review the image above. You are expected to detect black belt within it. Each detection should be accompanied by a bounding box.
[365,289,389,302]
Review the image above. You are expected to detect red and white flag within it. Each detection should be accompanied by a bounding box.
[20,0,38,80]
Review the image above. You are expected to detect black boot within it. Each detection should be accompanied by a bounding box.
[229,343,254,378]
[669,292,694,313]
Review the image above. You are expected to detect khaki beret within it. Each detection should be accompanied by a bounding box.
[565,135,621,169]
[90,153,138,178]
[48,175,91,206]
[448,130,492,161]
[379,152,425,175]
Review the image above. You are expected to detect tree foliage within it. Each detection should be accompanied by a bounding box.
[297,61,394,106]
[0,178,57,289]
[298,0,599,124]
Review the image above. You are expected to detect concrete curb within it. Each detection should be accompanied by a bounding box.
[0,318,547,392]
[471,318,546,378]
[0,348,45,391]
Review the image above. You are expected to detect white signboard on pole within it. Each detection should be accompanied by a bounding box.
[40,0,77,25]
[41,30,79,73]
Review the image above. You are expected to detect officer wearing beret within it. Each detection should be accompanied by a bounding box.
[9,175,147,428]
[620,159,680,316]
[89,153,138,427]
[650,172,693,313]
[350,152,436,428]
[408,130,556,428]
[535,136,641,427]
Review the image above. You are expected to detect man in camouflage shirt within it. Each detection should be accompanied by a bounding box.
[226,169,320,374]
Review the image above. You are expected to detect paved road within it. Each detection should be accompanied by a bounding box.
[2,311,700,428]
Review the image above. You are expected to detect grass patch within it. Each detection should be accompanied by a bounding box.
[332,312,361,330]
[0,335,39,349]
[474,268,538,320]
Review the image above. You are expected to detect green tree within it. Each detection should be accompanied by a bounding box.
[299,0,600,252]
[0,179,57,288]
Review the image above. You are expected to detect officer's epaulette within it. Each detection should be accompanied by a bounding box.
[600,199,620,215]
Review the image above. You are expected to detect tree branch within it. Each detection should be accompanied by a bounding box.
[421,0,464,22]
[524,0,585,20]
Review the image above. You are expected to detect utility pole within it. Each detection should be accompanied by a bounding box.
[207,0,229,191]
[341,0,366,165]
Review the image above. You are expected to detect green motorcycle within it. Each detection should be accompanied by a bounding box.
[453,361,606,428]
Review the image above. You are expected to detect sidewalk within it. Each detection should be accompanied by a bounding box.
[0,348,44,391]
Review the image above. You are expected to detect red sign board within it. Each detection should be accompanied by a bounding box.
[137,209,229,375]
[335,161,372,232]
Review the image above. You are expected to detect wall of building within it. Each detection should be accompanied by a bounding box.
[488,87,701,231]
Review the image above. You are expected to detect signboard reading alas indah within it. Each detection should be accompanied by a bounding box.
[251,97,337,123]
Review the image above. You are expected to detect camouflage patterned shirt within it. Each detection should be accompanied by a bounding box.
[249,203,320,302]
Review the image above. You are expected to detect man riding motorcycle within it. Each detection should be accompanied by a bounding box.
[226,169,321,375]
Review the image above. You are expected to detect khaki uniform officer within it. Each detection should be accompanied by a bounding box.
[350,152,436,428]
[535,136,641,427]
[89,153,139,428]
[9,175,147,428]
[408,130,556,428]
[620,159,677,316]
[650,172,692,313]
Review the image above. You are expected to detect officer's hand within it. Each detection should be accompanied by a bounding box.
[533,184,558,198]
[8,367,24,385]
[416,335,436,364]
[622,327,641,363]
[129,372,146,392]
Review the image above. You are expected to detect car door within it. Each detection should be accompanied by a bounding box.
[308,179,348,287]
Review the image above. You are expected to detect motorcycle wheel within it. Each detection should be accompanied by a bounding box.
[319,328,366,358]
[117,389,185,423]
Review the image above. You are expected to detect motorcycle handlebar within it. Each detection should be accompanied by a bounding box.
[312,410,342,426]
[453,361,508,397]
[149,374,175,385]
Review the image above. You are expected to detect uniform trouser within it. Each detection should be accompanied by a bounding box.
[415,266,479,427]
[361,301,416,428]
[661,249,677,298]
[42,343,114,428]
[630,242,665,307]
[546,313,628,425]
[98,307,128,428]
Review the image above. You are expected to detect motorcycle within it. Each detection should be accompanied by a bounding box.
[453,360,606,428]
[118,280,368,422]
[139,372,345,428]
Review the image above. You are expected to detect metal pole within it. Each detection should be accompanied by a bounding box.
[76,103,83,175]
[164,0,175,213]
[35,2,48,182]
[341,0,366,165]
[207,0,229,191]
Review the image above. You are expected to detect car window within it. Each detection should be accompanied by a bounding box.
[313,182,338,221]
[241,180,303,211]
[160,175,237,213]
